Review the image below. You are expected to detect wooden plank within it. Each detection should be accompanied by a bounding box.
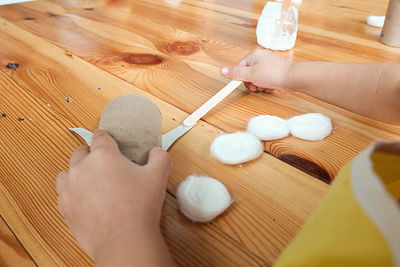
[162,193,267,266]
[0,70,267,266]
[0,1,399,183]
[0,18,328,264]
[0,215,35,266]
[0,71,92,266]
[48,0,397,59]
[45,0,393,57]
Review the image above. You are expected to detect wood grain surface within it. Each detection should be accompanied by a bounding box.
[0,0,399,266]
[0,0,399,183]
[0,67,271,266]
[0,12,328,265]
[0,216,35,266]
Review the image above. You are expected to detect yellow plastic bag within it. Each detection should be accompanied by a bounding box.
[275,142,400,267]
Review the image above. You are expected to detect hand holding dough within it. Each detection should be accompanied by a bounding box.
[99,94,162,165]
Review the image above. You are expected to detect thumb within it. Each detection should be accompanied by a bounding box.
[90,130,119,152]
[220,66,251,81]
[146,147,171,177]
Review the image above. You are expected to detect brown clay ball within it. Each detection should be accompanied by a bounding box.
[99,94,162,165]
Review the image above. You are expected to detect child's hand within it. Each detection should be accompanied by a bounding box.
[220,48,293,93]
[56,130,171,260]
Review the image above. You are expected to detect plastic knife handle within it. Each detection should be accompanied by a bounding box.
[183,80,242,127]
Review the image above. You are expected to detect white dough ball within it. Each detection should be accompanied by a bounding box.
[288,113,332,141]
[210,132,263,164]
[366,15,385,28]
[177,175,233,223]
[247,115,290,140]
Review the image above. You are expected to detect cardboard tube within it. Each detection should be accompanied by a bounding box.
[380,0,400,47]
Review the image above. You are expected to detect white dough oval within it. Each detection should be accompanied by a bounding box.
[288,113,332,141]
[247,115,290,140]
[177,175,233,223]
[210,132,263,164]
[366,15,385,28]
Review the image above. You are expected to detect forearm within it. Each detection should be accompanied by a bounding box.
[95,227,174,267]
[286,62,400,125]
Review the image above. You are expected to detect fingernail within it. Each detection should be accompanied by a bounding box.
[221,67,229,74]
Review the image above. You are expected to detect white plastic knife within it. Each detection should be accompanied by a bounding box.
[162,80,242,151]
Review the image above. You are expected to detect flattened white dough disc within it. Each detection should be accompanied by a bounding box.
[210,132,263,164]
[247,115,290,141]
[177,175,233,223]
[366,15,385,28]
[288,113,332,141]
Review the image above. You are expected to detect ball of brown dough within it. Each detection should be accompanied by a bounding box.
[99,94,162,165]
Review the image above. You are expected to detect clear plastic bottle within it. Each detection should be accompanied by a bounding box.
[256,0,299,51]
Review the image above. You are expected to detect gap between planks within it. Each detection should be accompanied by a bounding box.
[0,213,36,266]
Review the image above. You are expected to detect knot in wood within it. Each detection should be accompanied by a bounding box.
[121,54,164,65]
[166,41,200,55]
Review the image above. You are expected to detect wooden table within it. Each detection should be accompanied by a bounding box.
[0,0,399,265]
